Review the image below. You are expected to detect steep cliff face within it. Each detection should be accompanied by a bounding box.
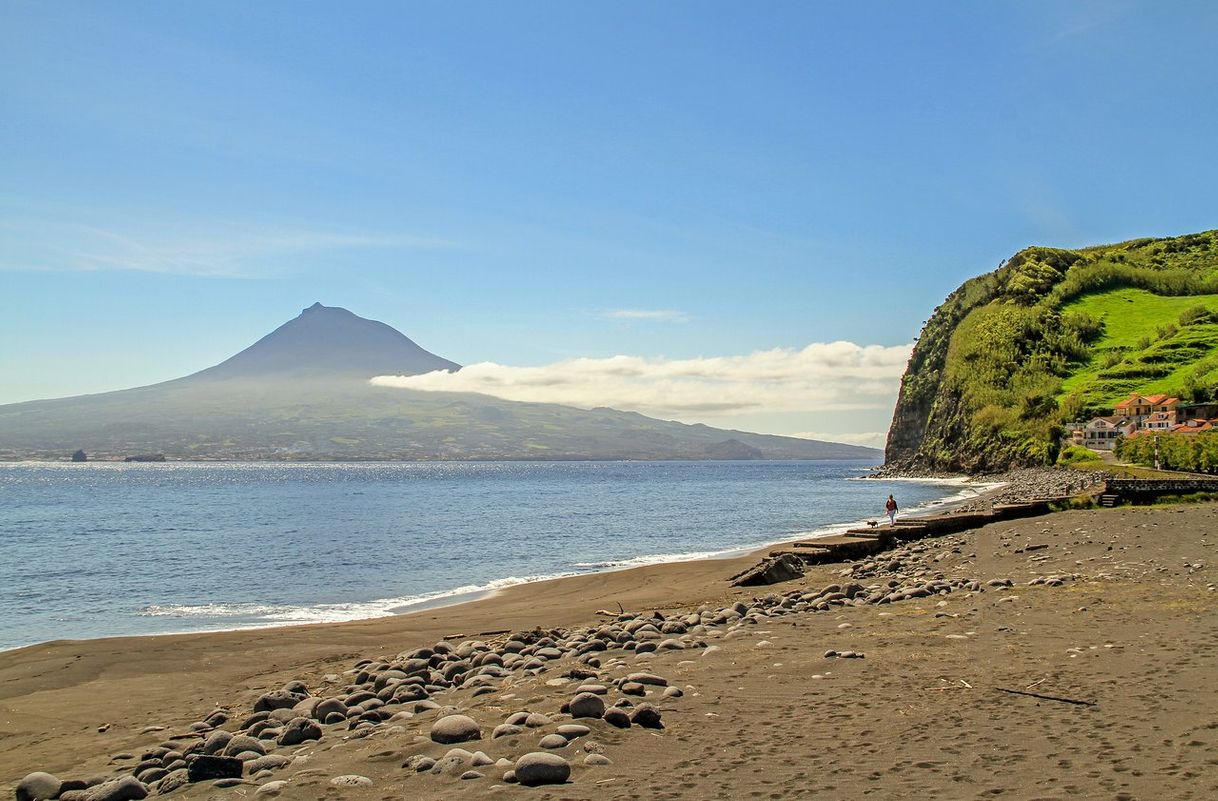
[885,231,1218,474]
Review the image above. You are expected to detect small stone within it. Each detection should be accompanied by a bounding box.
[620,681,646,696]
[602,708,631,728]
[538,734,568,749]
[16,773,61,801]
[459,770,484,780]
[80,776,147,801]
[329,775,372,786]
[254,780,288,796]
[276,717,322,746]
[431,714,481,744]
[222,735,266,757]
[555,724,591,740]
[513,752,571,786]
[245,754,290,774]
[569,692,606,719]
[662,686,684,699]
[630,703,663,729]
[583,754,613,766]
[492,723,524,739]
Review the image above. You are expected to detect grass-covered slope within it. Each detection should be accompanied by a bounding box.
[885,230,1218,473]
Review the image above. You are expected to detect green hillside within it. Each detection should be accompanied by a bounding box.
[885,230,1218,473]
[1059,288,1218,409]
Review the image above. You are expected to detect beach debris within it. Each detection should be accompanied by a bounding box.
[995,687,1096,706]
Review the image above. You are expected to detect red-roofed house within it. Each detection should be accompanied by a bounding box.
[1113,393,1180,423]
[1171,418,1218,434]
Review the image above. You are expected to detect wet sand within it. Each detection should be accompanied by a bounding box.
[3,503,1217,799]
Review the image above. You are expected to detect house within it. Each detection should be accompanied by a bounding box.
[1171,418,1218,434]
[1083,416,1137,450]
[1141,410,1177,432]
[1113,394,1181,424]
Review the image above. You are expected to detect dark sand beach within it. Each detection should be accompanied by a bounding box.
[3,502,1217,800]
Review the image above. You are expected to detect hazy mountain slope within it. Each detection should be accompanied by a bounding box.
[0,305,876,461]
[885,230,1218,473]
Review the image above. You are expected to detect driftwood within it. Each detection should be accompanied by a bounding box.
[995,687,1096,706]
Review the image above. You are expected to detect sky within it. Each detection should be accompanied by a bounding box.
[2,1,1217,447]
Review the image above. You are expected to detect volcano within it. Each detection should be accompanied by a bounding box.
[0,305,879,462]
[187,302,459,382]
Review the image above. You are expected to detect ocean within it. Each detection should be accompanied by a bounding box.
[0,460,976,652]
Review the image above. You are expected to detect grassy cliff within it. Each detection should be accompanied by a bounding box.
[885,230,1218,473]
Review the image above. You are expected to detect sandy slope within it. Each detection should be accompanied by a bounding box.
[3,505,1217,800]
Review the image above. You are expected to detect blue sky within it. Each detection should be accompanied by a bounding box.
[2,1,1216,445]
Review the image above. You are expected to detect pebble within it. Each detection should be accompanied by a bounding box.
[430,714,481,744]
[538,733,569,749]
[513,752,572,786]
[569,692,606,719]
[556,723,591,740]
[16,773,61,801]
[602,708,631,728]
[79,777,147,801]
[583,754,613,766]
[254,780,287,796]
[630,703,663,729]
[329,775,372,786]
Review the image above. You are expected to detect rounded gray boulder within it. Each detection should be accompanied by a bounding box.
[568,692,605,719]
[430,714,481,744]
[16,773,61,801]
[513,752,571,786]
[276,717,322,747]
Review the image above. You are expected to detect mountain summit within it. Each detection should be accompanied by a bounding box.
[187,302,459,381]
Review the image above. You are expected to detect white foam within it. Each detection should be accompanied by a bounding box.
[136,573,580,627]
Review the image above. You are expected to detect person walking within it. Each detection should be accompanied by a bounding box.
[885,494,898,526]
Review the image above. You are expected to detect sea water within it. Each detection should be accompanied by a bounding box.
[0,460,979,651]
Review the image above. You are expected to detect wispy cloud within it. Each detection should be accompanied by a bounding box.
[599,309,691,322]
[371,341,912,422]
[0,220,453,278]
[790,431,889,449]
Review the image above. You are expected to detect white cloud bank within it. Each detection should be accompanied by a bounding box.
[791,431,890,449]
[372,341,913,436]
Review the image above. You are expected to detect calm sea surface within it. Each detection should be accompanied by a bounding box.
[0,460,973,651]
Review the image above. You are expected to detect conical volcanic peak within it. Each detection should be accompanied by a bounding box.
[187,303,460,382]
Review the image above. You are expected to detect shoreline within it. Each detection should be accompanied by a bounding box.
[3,499,1213,799]
[0,474,991,656]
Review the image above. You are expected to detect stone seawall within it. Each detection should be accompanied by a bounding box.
[1105,478,1218,501]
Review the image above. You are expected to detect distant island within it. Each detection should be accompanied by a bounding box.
[0,303,877,462]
